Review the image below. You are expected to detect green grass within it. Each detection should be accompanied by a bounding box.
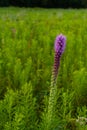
[0,7,87,130]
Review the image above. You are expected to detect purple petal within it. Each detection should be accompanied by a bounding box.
[54,34,66,54]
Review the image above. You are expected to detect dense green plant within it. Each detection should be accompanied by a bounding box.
[0,8,87,129]
[0,83,37,130]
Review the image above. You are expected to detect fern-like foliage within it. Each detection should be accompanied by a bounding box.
[0,83,37,130]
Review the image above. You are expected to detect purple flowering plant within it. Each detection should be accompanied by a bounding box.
[51,34,66,87]
[46,34,66,128]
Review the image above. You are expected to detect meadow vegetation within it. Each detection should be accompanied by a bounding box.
[0,7,87,130]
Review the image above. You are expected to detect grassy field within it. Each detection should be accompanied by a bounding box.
[0,7,87,130]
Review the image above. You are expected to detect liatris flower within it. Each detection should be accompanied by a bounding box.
[46,34,66,129]
[51,34,66,87]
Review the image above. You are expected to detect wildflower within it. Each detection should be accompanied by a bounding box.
[51,34,66,87]
[46,34,66,129]
[76,117,87,125]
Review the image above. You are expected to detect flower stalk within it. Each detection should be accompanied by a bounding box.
[46,34,66,129]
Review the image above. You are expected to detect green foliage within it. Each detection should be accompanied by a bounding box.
[0,8,87,129]
[73,68,87,106]
[0,83,37,130]
[76,106,87,130]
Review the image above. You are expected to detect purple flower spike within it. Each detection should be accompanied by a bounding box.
[54,34,66,55]
[51,34,66,87]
